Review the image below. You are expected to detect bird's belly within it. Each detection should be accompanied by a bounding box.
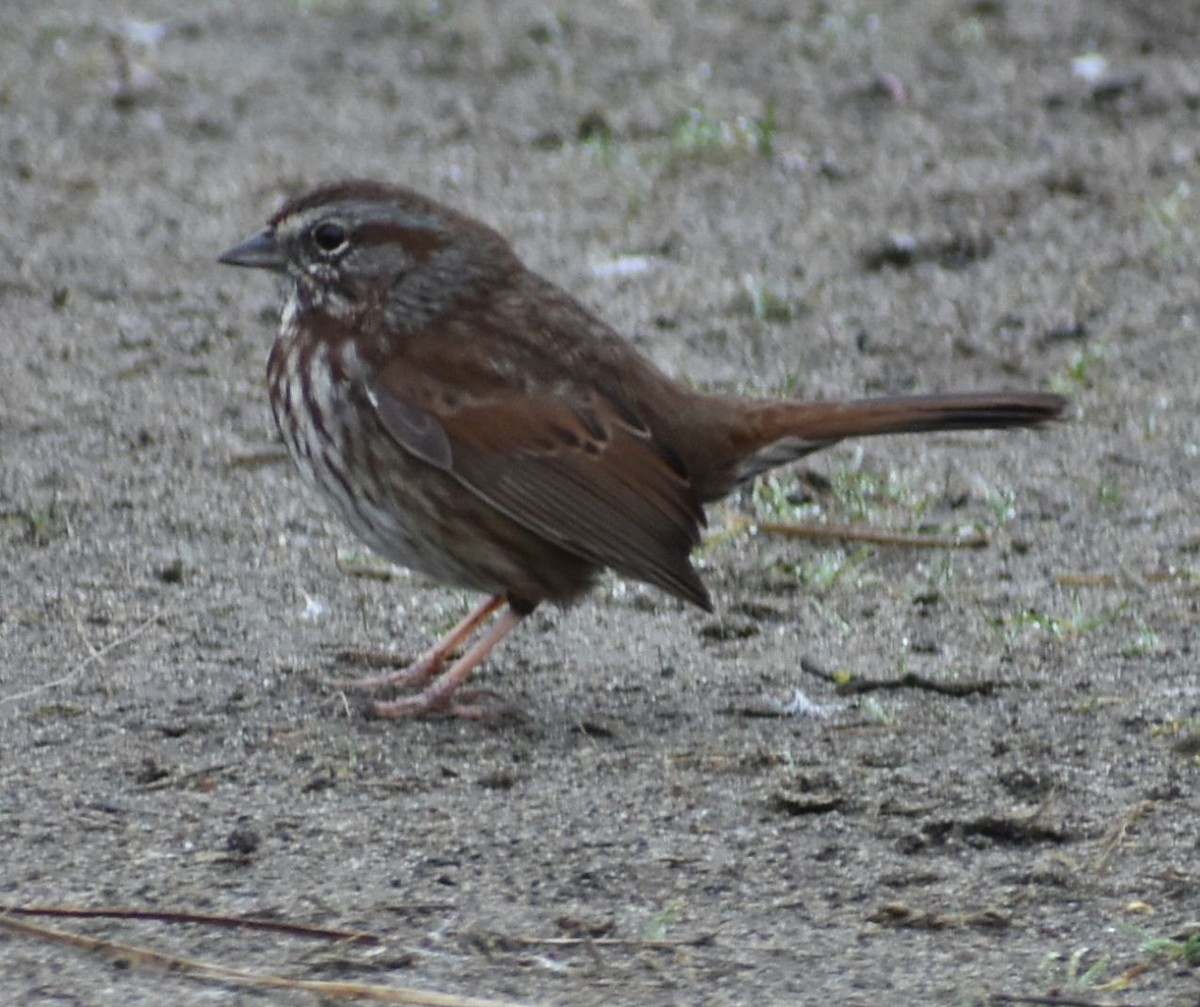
[268,342,493,592]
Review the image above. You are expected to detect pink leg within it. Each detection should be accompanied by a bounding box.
[334,594,504,692]
[371,605,526,719]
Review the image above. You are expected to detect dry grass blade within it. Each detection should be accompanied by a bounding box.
[0,914,537,1007]
[1092,800,1155,872]
[0,606,171,706]
[460,929,716,950]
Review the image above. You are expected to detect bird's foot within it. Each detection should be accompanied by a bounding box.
[368,686,524,721]
[332,652,440,692]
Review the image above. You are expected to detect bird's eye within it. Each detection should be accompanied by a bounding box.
[312,221,347,253]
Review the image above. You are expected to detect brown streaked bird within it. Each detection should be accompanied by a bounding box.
[219,180,1066,719]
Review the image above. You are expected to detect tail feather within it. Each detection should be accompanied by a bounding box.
[718,391,1066,491]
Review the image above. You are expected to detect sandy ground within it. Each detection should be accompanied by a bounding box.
[2,2,1198,1005]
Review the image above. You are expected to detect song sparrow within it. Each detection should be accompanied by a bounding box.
[219,180,1065,719]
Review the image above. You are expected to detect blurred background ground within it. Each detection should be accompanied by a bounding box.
[1,1,1198,1004]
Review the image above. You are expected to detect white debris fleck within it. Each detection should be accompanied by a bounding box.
[590,255,655,279]
[301,593,327,622]
[1071,53,1107,82]
[781,690,833,718]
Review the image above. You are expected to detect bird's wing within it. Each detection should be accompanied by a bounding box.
[366,361,711,610]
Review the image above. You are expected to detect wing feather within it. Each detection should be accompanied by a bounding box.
[367,373,711,610]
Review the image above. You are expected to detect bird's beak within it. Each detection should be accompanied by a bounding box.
[218,228,287,272]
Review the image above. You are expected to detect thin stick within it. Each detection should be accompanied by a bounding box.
[989,994,1158,1007]
[228,448,289,468]
[0,904,378,944]
[758,520,989,549]
[799,656,998,697]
